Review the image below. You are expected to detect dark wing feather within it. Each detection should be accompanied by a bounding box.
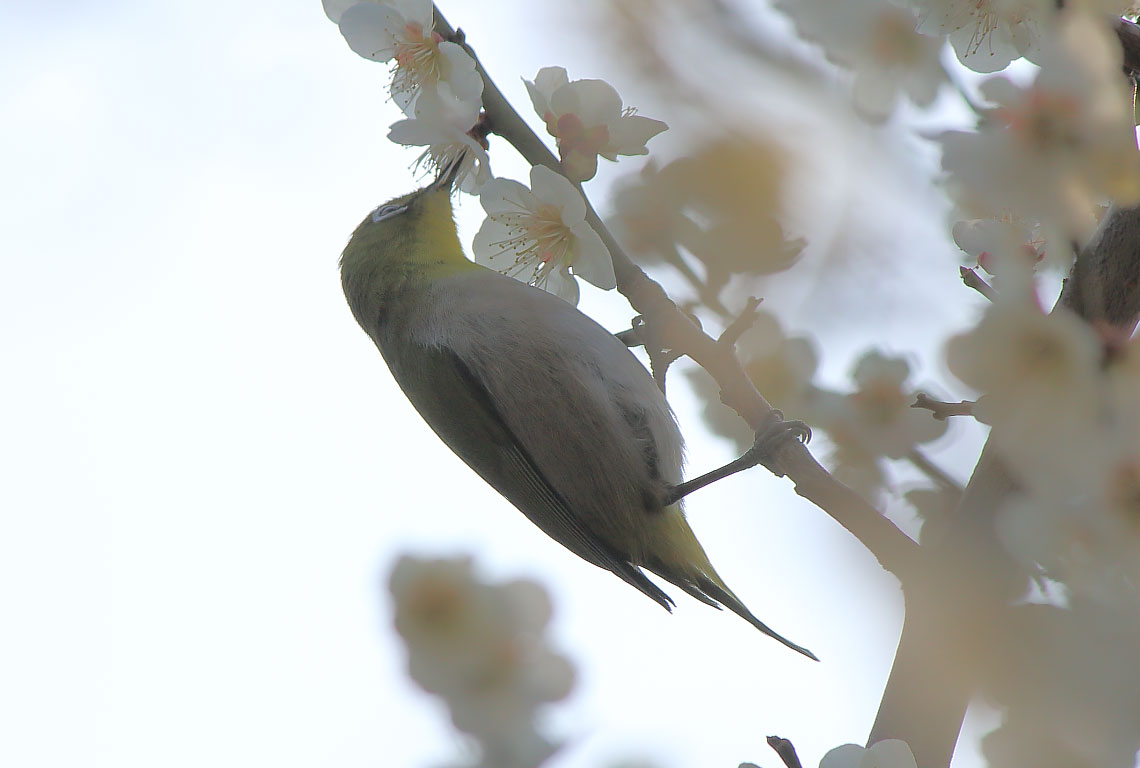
[389,341,675,611]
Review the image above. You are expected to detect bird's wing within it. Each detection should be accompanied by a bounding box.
[388,339,676,611]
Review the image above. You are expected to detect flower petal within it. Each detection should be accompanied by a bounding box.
[477,177,535,215]
[338,2,403,61]
[604,114,668,158]
[549,79,622,127]
[529,165,584,223]
[567,221,615,290]
[543,266,580,305]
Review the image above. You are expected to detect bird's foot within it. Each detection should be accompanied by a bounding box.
[746,410,811,474]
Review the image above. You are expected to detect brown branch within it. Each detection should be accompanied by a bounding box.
[766,735,804,768]
[870,211,1140,768]
[433,5,921,580]
[719,296,765,349]
[907,448,963,494]
[911,393,976,421]
[1114,17,1140,75]
[959,266,997,301]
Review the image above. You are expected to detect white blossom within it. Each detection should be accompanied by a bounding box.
[390,555,575,768]
[524,67,667,182]
[952,216,1045,275]
[820,739,919,768]
[939,8,1140,246]
[388,89,491,193]
[473,165,615,305]
[330,0,482,114]
[915,0,1050,72]
[776,0,947,119]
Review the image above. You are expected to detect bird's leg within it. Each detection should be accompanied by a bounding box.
[663,411,811,505]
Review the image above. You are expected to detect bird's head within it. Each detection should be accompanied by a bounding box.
[340,156,468,275]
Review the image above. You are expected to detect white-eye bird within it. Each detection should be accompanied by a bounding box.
[340,166,816,660]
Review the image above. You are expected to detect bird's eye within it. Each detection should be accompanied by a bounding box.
[371,203,409,223]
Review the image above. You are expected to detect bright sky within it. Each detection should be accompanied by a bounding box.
[1,2,990,767]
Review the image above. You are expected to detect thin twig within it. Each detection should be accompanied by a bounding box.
[912,393,977,421]
[766,735,804,768]
[907,448,963,494]
[719,296,765,349]
[959,266,997,302]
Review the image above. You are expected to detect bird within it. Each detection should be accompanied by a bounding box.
[339,162,816,660]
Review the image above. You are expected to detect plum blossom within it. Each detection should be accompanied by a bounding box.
[387,88,491,193]
[390,555,575,768]
[820,739,919,768]
[776,0,947,119]
[611,140,803,281]
[945,297,1106,497]
[939,8,1140,247]
[915,0,1050,72]
[525,67,667,182]
[473,165,614,305]
[327,0,482,114]
[915,0,1139,73]
[952,216,1045,275]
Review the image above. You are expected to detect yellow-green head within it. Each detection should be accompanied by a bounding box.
[340,173,480,337]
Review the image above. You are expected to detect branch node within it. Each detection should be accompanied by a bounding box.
[911,393,976,421]
[959,266,998,302]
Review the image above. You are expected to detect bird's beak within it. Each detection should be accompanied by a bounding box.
[432,152,468,192]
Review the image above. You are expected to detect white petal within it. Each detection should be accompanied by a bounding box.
[531,66,568,101]
[567,221,615,290]
[478,177,535,215]
[386,117,434,146]
[437,42,483,106]
[387,0,433,29]
[549,78,622,126]
[529,165,584,222]
[544,266,581,305]
[472,218,515,267]
[338,3,403,61]
[604,114,668,157]
[323,0,362,24]
[819,744,867,768]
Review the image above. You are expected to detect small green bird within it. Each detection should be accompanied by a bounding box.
[340,165,815,659]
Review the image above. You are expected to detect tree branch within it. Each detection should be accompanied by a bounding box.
[434,5,921,580]
[868,209,1140,768]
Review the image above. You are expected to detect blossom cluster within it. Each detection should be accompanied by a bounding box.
[389,555,575,768]
[325,0,671,305]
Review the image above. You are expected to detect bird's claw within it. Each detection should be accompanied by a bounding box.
[748,411,811,472]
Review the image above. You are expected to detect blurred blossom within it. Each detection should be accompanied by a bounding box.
[914,0,1140,73]
[992,335,1140,593]
[938,8,1140,248]
[387,89,491,193]
[903,485,961,543]
[609,160,701,263]
[684,311,822,453]
[776,0,947,120]
[819,739,919,768]
[945,298,1106,497]
[951,217,1045,276]
[914,0,1051,73]
[472,165,615,305]
[328,0,483,115]
[524,66,667,182]
[390,555,575,768]
[611,139,803,302]
[981,602,1140,768]
[817,351,948,495]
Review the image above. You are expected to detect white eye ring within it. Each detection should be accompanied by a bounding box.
[371,203,408,223]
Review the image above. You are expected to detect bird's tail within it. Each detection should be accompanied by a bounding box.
[646,509,819,661]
